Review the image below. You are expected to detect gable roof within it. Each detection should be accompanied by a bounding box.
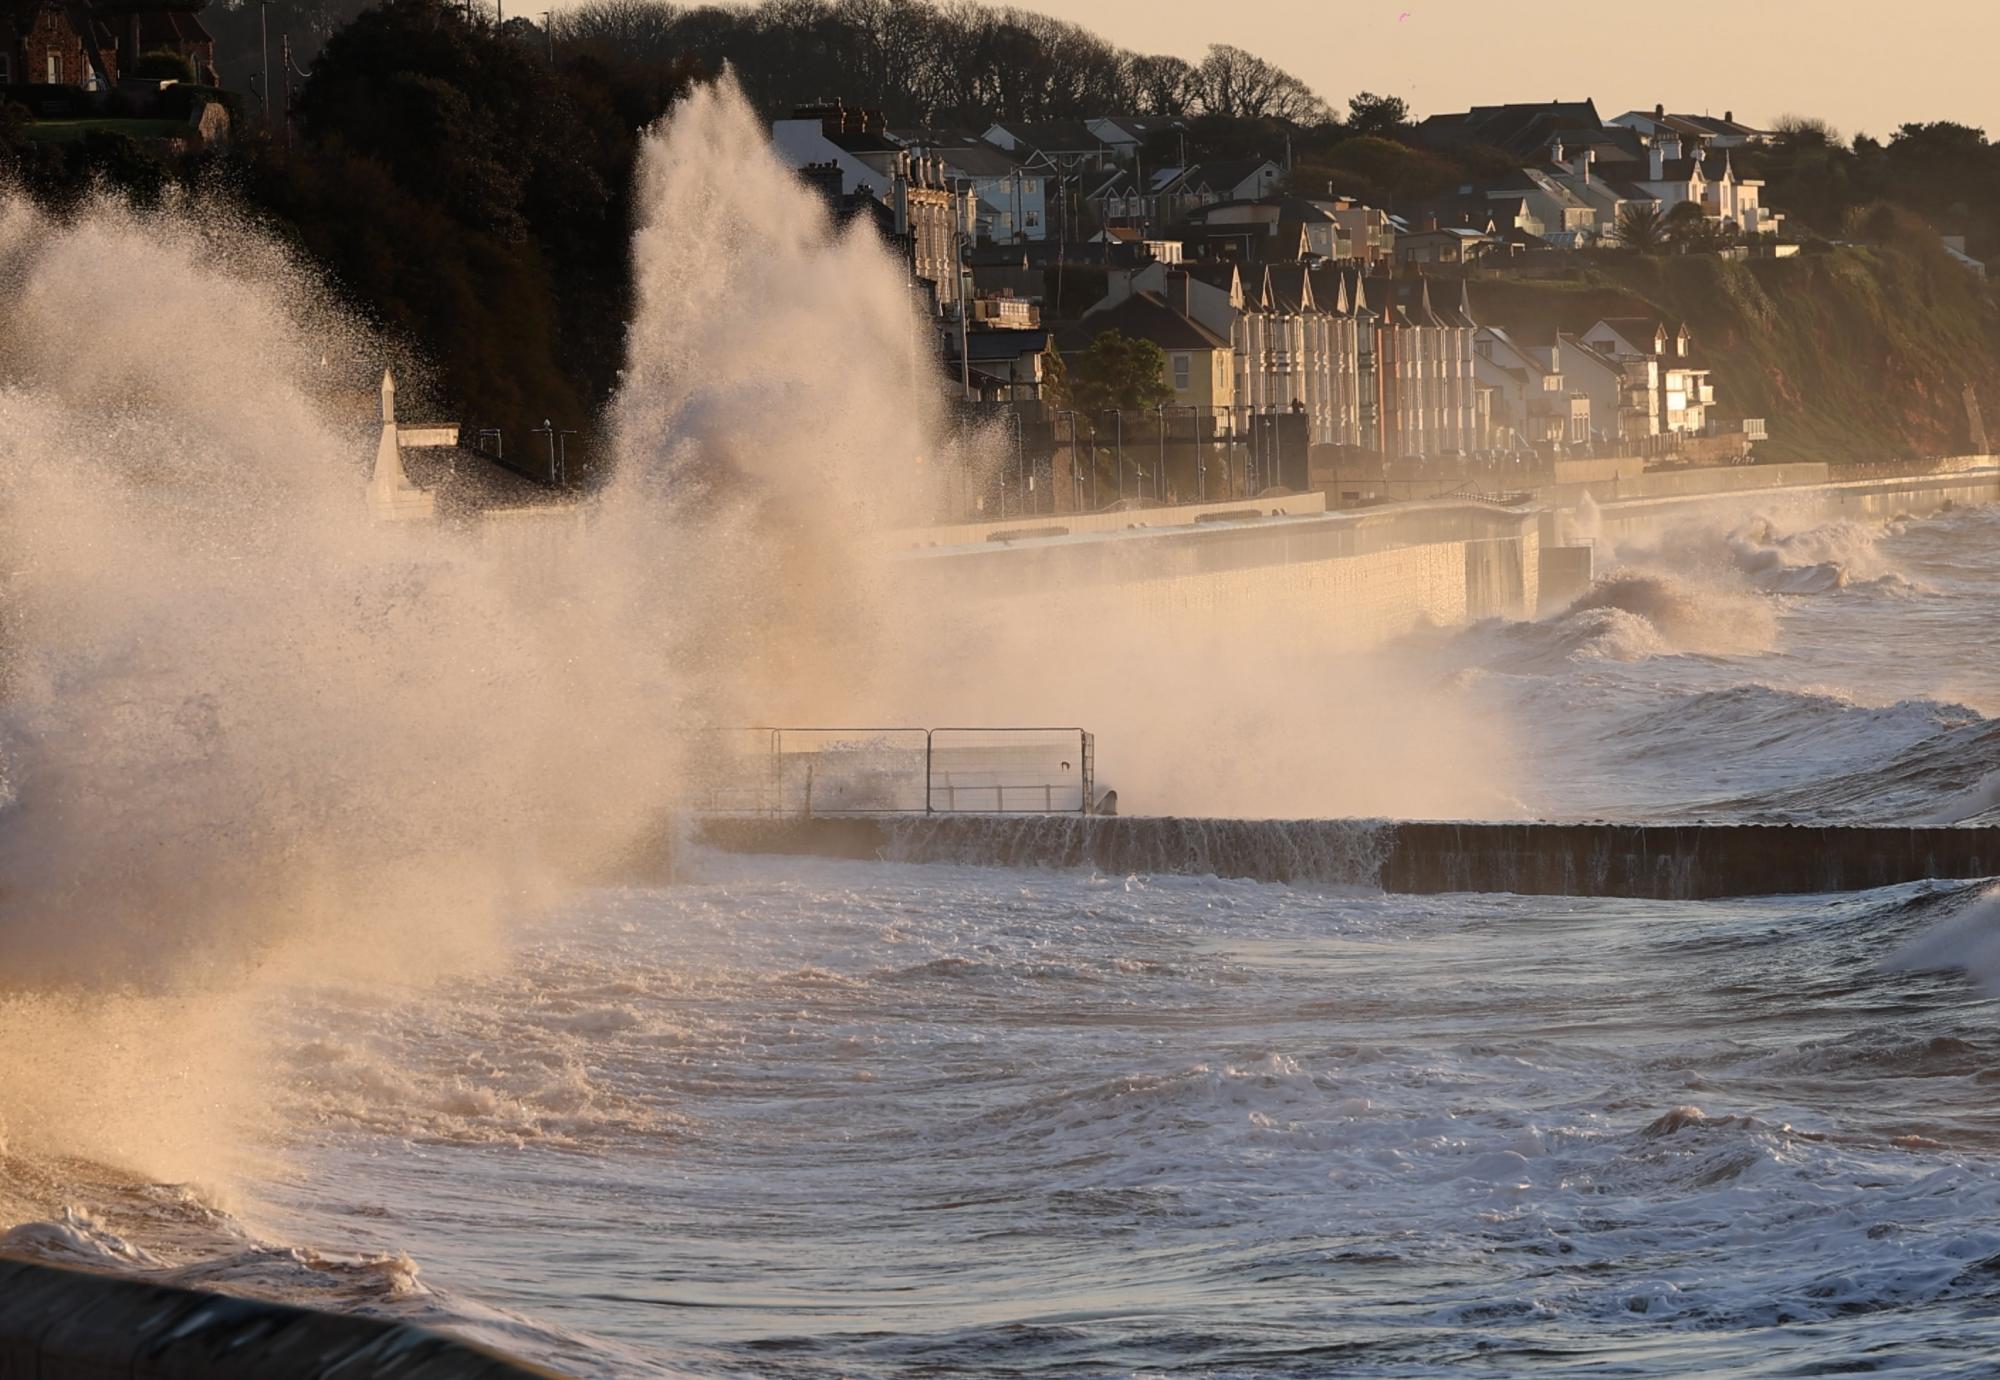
[1259,264,1315,314]
[1193,158,1282,193]
[988,120,1100,154]
[1069,290,1230,352]
[1365,275,1440,328]
[1307,264,1356,316]
[1417,100,1606,157]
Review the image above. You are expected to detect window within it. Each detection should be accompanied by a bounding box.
[1173,354,1191,391]
[1025,211,1039,227]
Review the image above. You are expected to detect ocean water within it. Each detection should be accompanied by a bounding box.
[8,84,2000,1377]
[11,500,2000,1378]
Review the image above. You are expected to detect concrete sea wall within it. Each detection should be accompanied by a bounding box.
[903,501,1544,646]
[698,815,2000,901]
[1588,462,2000,540]
[896,461,2000,648]
[0,1258,562,1379]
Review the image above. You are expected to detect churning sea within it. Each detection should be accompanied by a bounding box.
[10,499,2000,1378]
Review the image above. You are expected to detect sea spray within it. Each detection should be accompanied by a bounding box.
[1883,887,2000,994]
[603,78,1526,822]
[606,76,966,727]
[0,191,681,1178]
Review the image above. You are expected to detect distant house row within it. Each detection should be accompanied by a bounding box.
[1072,266,1734,461]
[768,97,1764,465]
[1410,99,1783,248]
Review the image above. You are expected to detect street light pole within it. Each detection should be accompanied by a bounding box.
[1195,405,1207,502]
[1114,408,1124,502]
[1157,402,1167,504]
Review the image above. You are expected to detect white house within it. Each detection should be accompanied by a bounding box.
[1473,329,1590,450]
[1558,333,1660,441]
[1625,135,1782,235]
[1581,318,1710,435]
[1543,144,1660,240]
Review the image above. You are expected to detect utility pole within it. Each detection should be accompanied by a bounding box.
[259,0,270,135]
[543,10,554,63]
[279,34,292,150]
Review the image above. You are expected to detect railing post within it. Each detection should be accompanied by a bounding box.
[925,730,934,814]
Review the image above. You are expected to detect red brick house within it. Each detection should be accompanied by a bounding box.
[3,0,214,88]
[4,0,95,86]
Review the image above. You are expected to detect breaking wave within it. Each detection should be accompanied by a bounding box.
[1723,515,1924,595]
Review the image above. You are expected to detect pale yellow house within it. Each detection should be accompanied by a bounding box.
[1070,287,1236,417]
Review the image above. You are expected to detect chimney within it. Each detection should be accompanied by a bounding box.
[1724,110,1734,124]
[800,160,844,207]
[1572,147,1592,184]
[1654,103,1666,119]
[1425,215,1439,231]
[1648,140,1665,181]
[1661,134,1683,162]
[1550,137,1564,164]
[1168,269,1192,319]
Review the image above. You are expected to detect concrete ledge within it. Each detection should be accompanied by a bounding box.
[0,1258,564,1379]
[697,815,2000,900]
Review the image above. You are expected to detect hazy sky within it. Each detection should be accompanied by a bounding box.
[983,0,1997,141]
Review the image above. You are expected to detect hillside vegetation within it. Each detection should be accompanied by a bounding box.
[1469,244,2000,465]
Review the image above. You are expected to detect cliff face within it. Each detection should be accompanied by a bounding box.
[1468,246,2000,465]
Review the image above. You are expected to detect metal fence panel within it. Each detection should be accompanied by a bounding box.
[928,728,1092,814]
[691,727,1095,816]
[774,728,931,814]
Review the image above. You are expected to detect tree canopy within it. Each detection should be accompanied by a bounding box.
[241,0,698,478]
[1067,331,1174,415]
[549,0,1330,128]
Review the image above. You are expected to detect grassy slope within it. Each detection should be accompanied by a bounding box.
[1468,247,2000,465]
[22,119,190,143]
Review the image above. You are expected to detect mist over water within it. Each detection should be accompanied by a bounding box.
[5,78,2000,1377]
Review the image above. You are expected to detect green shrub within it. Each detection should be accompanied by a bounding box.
[132,49,196,83]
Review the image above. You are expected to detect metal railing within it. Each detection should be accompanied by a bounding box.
[690,726,1097,817]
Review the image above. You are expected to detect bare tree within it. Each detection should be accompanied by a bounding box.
[1125,53,1197,116]
[1192,44,1327,123]
[1773,114,1844,149]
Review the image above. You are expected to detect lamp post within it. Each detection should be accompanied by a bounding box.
[1191,404,1206,502]
[533,419,577,486]
[1114,408,1125,503]
[1056,409,1082,513]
